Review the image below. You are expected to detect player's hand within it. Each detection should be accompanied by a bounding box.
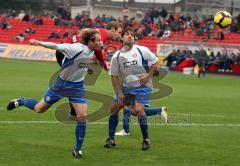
[117,92,125,106]
[29,39,40,46]
[140,73,150,86]
[87,68,93,75]
[103,61,109,71]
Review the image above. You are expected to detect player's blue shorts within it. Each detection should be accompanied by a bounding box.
[114,86,152,106]
[44,77,86,105]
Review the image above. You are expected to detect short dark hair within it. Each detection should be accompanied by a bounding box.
[106,21,122,30]
[122,27,136,37]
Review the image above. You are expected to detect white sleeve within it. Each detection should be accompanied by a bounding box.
[40,42,82,59]
[40,42,69,51]
[138,46,158,65]
[109,51,120,76]
[40,42,58,49]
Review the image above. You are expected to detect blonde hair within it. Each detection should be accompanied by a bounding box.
[80,28,99,45]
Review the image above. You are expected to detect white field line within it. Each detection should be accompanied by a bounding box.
[0,121,240,127]
[0,107,56,111]
[1,107,239,119]
[170,113,225,118]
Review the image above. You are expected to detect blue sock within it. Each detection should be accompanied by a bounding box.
[145,108,162,116]
[123,109,131,133]
[138,114,149,140]
[19,98,38,110]
[75,122,86,151]
[108,114,118,140]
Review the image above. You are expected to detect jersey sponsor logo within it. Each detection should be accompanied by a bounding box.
[76,58,92,68]
[123,60,138,68]
[132,53,137,58]
[77,62,89,68]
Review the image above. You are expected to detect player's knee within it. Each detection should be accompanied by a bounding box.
[137,109,145,116]
[110,103,120,115]
[132,104,145,116]
[35,109,46,113]
[131,108,138,116]
[110,108,119,115]
[131,109,144,116]
[76,115,87,123]
[34,106,46,113]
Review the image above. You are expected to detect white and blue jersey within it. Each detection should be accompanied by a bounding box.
[109,44,158,105]
[41,42,94,104]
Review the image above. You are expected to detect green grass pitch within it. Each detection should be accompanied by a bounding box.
[0,59,240,166]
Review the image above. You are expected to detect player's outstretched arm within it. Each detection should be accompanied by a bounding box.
[29,39,61,50]
[29,39,42,46]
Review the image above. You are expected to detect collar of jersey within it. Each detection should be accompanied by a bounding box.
[120,44,136,53]
[79,43,93,55]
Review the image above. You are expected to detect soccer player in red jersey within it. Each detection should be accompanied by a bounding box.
[56,21,122,70]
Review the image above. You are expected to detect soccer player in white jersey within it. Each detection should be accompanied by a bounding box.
[6,29,101,159]
[115,35,168,136]
[104,28,162,150]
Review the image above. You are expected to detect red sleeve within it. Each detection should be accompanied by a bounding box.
[72,34,81,43]
[98,28,109,44]
[62,34,81,43]
[94,48,108,71]
[62,37,71,43]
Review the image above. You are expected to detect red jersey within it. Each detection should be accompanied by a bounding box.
[97,28,109,44]
[95,28,110,70]
[62,34,81,44]
[63,28,109,44]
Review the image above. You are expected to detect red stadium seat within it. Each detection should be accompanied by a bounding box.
[232,64,240,74]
